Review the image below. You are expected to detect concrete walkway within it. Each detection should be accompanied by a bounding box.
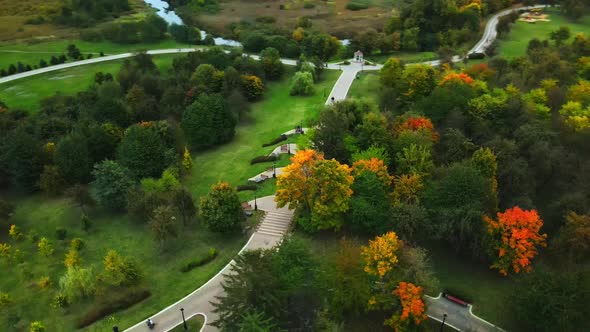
[425,294,506,332]
[124,196,293,332]
[247,167,285,182]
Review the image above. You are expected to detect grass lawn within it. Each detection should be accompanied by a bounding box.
[0,54,179,112]
[169,314,205,332]
[497,8,590,58]
[186,69,340,202]
[0,195,249,331]
[347,71,380,103]
[366,51,438,64]
[0,39,192,73]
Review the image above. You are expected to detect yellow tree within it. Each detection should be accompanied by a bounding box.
[276,150,353,231]
[361,232,401,278]
[392,173,424,205]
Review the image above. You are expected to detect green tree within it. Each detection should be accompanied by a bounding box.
[102,249,142,286]
[173,188,197,226]
[37,237,54,257]
[238,311,281,332]
[182,93,236,149]
[38,165,64,196]
[200,182,244,233]
[117,123,173,179]
[240,75,265,101]
[395,144,434,176]
[260,47,284,80]
[91,160,134,211]
[1,128,43,190]
[289,71,315,96]
[149,205,178,246]
[29,321,45,332]
[380,57,403,88]
[550,26,571,46]
[191,64,223,93]
[66,184,94,214]
[59,266,95,302]
[55,132,92,184]
[349,171,392,234]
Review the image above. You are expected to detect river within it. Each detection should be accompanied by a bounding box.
[142,0,348,48]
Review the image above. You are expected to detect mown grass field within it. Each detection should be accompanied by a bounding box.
[187,69,340,202]
[1,59,339,331]
[0,54,179,111]
[497,8,590,58]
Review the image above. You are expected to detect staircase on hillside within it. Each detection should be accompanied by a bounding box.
[256,211,293,237]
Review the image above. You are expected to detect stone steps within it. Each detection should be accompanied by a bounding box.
[256,211,293,237]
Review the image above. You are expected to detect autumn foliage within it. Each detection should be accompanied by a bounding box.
[361,232,400,278]
[352,158,393,187]
[394,116,438,142]
[392,282,427,325]
[439,72,474,86]
[484,207,547,276]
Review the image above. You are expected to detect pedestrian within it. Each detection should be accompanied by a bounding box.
[331,96,335,103]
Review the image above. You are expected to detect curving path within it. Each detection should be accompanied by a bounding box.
[425,294,506,332]
[125,196,293,332]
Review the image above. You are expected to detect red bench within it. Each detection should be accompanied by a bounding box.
[443,293,469,307]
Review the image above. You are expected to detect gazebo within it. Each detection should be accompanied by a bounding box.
[354,50,364,62]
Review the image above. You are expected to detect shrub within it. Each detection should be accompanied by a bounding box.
[179,248,218,272]
[468,52,485,59]
[346,2,369,10]
[262,135,287,147]
[55,228,67,240]
[38,276,51,289]
[250,155,277,165]
[76,288,151,328]
[0,292,12,308]
[237,184,257,192]
[304,1,315,9]
[70,238,84,251]
[290,71,315,96]
[30,321,45,332]
[52,293,68,308]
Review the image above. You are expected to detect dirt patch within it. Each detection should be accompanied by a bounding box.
[190,0,397,39]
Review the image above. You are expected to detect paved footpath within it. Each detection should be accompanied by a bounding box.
[425,294,506,332]
[125,196,293,332]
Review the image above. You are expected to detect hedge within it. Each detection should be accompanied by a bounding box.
[237,184,257,192]
[346,2,369,10]
[76,288,151,328]
[250,155,277,165]
[262,134,287,147]
[468,52,485,59]
[180,248,218,273]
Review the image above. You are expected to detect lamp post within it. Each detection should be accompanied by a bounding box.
[273,160,277,178]
[254,191,258,211]
[439,313,447,332]
[181,308,187,330]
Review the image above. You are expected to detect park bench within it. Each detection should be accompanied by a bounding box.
[443,293,469,307]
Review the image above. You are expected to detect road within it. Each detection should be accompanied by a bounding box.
[0,5,546,86]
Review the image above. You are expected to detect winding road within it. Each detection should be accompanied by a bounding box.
[0,5,547,331]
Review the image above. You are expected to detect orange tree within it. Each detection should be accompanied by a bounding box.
[386,282,428,331]
[352,157,393,187]
[275,150,353,231]
[484,206,547,276]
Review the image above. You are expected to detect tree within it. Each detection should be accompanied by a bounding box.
[240,75,265,101]
[260,47,284,80]
[37,237,54,257]
[173,188,197,226]
[59,266,95,301]
[64,248,81,268]
[66,184,94,214]
[39,165,64,196]
[395,144,434,176]
[550,26,571,46]
[55,132,91,184]
[9,224,23,241]
[380,57,403,88]
[289,71,314,96]
[191,64,223,93]
[349,171,392,234]
[352,157,393,187]
[169,24,201,44]
[182,147,192,172]
[91,160,134,211]
[182,93,236,149]
[102,249,142,286]
[149,205,178,247]
[509,268,590,332]
[1,128,43,190]
[276,151,354,232]
[361,232,400,278]
[551,212,590,263]
[386,282,427,330]
[392,173,424,205]
[484,206,547,276]
[117,122,173,179]
[238,311,281,331]
[67,44,81,60]
[29,321,45,332]
[200,182,244,233]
